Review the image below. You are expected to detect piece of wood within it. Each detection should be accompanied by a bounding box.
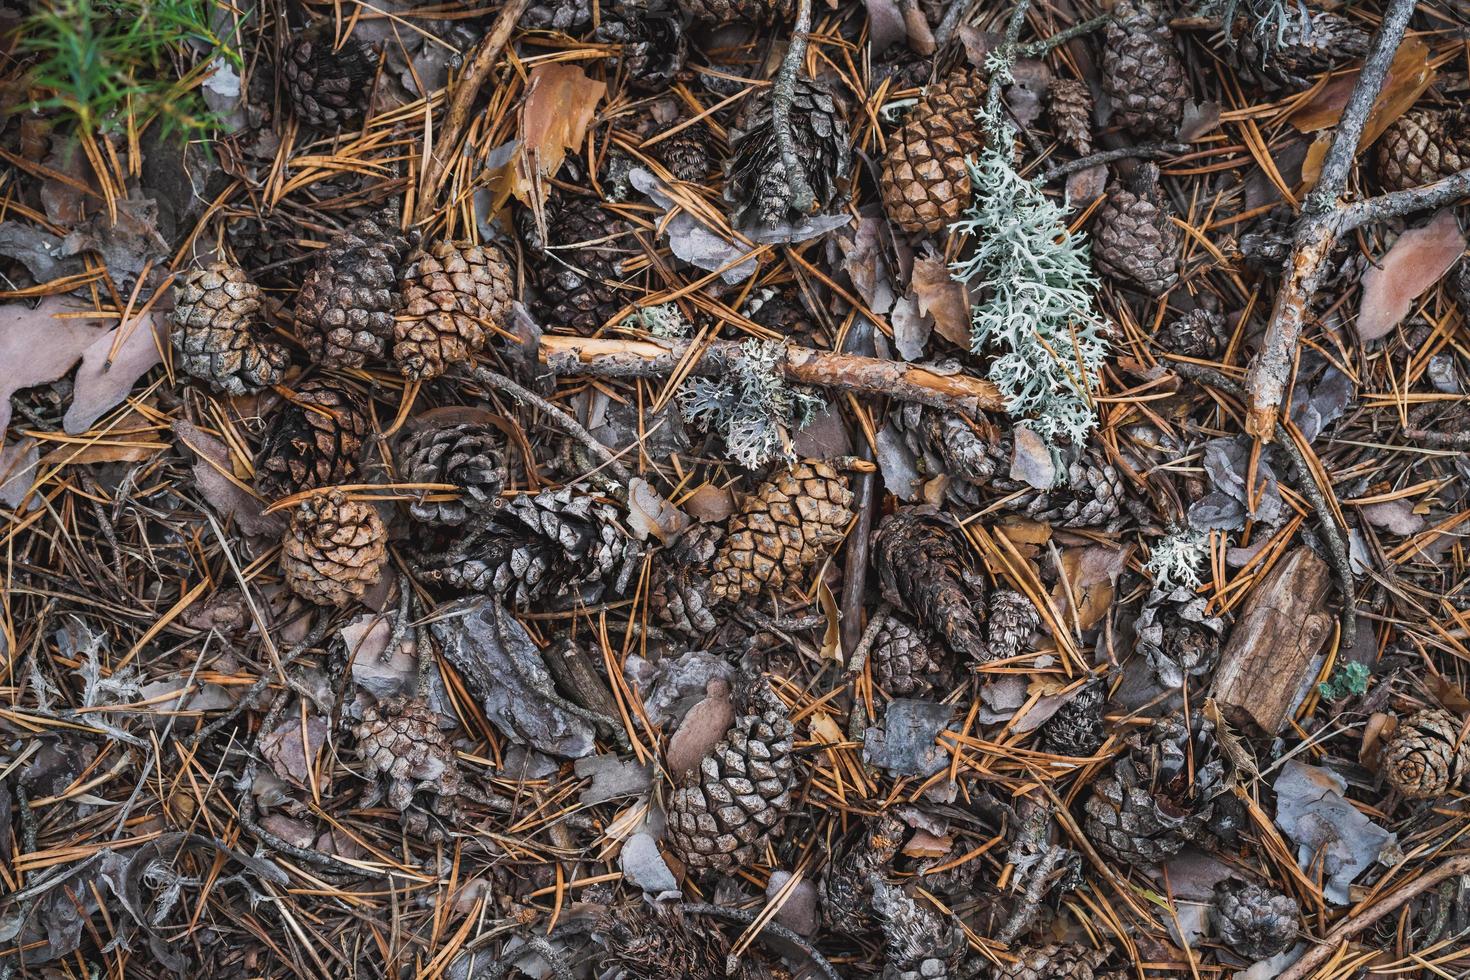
[1210,547,1334,734]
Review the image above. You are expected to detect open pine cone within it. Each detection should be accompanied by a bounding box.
[397,421,507,526]
[354,696,468,831]
[280,490,387,607]
[282,26,376,128]
[170,262,290,395]
[255,377,369,500]
[393,240,514,380]
[1381,708,1470,798]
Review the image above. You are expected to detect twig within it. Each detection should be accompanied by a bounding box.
[996,845,1068,944]
[467,364,634,485]
[1242,0,1416,439]
[839,441,878,656]
[414,0,530,223]
[1277,854,1470,980]
[538,335,1006,416]
[932,0,969,48]
[1044,143,1189,183]
[676,903,844,980]
[1339,166,1470,230]
[983,0,1034,121]
[1169,360,1357,645]
[846,602,893,742]
[1400,425,1470,449]
[1017,12,1111,58]
[770,0,816,215]
[738,608,830,633]
[184,619,331,749]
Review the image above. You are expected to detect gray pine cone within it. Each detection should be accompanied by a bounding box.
[170,263,290,395]
[1211,879,1298,960]
[871,879,966,980]
[398,422,507,526]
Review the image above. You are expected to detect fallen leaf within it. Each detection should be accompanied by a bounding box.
[1009,426,1056,489]
[766,871,820,935]
[259,714,329,790]
[902,2,935,54]
[901,829,952,858]
[911,254,971,349]
[1178,101,1222,141]
[341,613,453,715]
[876,420,923,501]
[0,296,110,438]
[59,195,169,284]
[682,482,736,523]
[862,0,907,53]
[621,831,679,893]
[0,222,82,281]
[172,420,283,537]
[818,579,841,662]
[629,168,759,284]
[626,476,690,543]
[64,311,168,434]
[574,754,653,804]
[1065,164,1108,205]
[510,65,606,208]
[808,711,843,744]
[665,692,735,780]
[1005,61,1050,127]
[891,295,931,361]
[1357,209,1466,341]
[1360,498,1426,536]
[1051,544,1129,632]
[0,438,39,511]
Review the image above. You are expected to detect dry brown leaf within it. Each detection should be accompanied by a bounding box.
[818,578,842,662]
[64,311,168,435]
[901,829,952,858]
[0,438,39,510]
[664,692,734,781]
[910,254,971,349]
[1357,209,1466,341]
[509,64,607,209]
[808,711,843,744]
[0,296,111,438]
[1050,544,1128,632]
[682,482,737,522]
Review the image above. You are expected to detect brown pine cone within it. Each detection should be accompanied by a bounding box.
[657,122,713,183]
[1211,879,1298,961]
[676,0,791,23]
[397,422,507,526]
[666,678,796,872]
[871,615,955,697]
[1158,308,1227,359]
[282,26,376,129]
[822,813,905,934]
[1048,78,1094,155]
[1382,708,1470,798]
[709,461,854,605]
[649,523,724,636]
[872,506,988,664]
[880,69,987,236]
[281,489,388,607]
[354,696,467,825]
[170,262,290,395]
[1377,107,1470,193]
[255,377,369,500]
[1092,163,1181,295]
[726,78,851,230]
[871,879,967,980]
[1101,0,1188,140]
[394,240,514,380]
[295,213,412,367]
[994,944,1109,980]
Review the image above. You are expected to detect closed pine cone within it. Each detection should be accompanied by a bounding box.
[354,696,467,823]
[281,489,387,607]
[872,506,989,664]
[255,377,369,500]
[1041,682,1107,757]
[1158,308,1226,359]
[666,679,796,872]
[880,69,987,236]
[170,262,290,395]
[394,240,513,380]
[709,461,854,605]
[1101,0,1188,140]
[282,26,376,128]
[676,0,791,23]
[1382,708,1470,798]
[871,615,955,697]
[1092,163,1181,295]
[1211,878,1298,961]
[822,813,904,933]
[1048,78,1094,155]
[397,422,507,526]
[657,122,713,183]
[295,213,412,367]
[519,185,630,332]
[1377,107,1470,193]
[993,944,1109,980]
[725,78,851,229]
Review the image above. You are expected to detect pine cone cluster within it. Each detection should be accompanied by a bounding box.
[880,69,986,236]
[170,262,289,395]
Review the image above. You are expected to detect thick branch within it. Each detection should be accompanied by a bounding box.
[538,334,1007,416]
[770,0,816,215]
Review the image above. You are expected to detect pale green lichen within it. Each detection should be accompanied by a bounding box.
[679,338,824,469]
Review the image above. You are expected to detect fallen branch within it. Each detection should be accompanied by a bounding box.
[1044,143,1190,183]
[1242,0,1417,440]
[1017,12,1111,58]
[770,0,816,215]
[1340,165,1470,230]
[538,334,1006,416]
[414,0,530,223]
[1277,853,1470,980]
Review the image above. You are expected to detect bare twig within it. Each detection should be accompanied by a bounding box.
[1017,12,1111,58]
[996,845,1068,944]
[538,335,1006,416]
[839,440,878,655]
[1340,165,1470,230]
[1044,143,1189,183]
[676,903,843,980]
[1400,425,1470,449]
[770,0,816,215]
[1277,854,1470,980]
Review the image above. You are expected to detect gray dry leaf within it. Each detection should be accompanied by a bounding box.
[172,420,283,537]
[629,168,758,283]
[259,714,329,789]
[0,222,82,281]
[0,295,111,438]
[1357,208,1465,342]
[863,699,953,776]
[1010,425,1057,490]
[432,598,598,758]
[1273,759,1397,905]
[341,613,452,716]
[574,754,653,804]
[1360,498,1426,536]
[0,438,39,510]
[891,295,931,361]
[630,649,733,727]
[64,310,168,434]
[875,420,923,501]
[60,194,169,283]
[978,675,1028,724]
[626,476,690,543]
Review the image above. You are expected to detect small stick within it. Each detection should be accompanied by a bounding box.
[846,602,893,742]
[1017,12,1111,58]
[1044,143,1190,183]
[840,441,878,656]
[996,844,1068,944]
[1339,166,1470,231]
[1277,853,1470,980]
[676,902,843,980]
[184,619,331,749]
[770,0,817,215]
[1400,426,1470,450]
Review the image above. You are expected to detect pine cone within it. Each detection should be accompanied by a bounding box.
[889,404,1008,492]
[414,485,641,607]
[393,239,513,380]
[520,185,630,332]
[1009,452,1126,529]
[872,506,988,664]
[994,944,1109,980]
[987,589,1039,661]
[657,122,714,183]
[676,0,791,23]
[295,213,412,367]
[354,696,467,825]
[282,26,376,128]
[255,377,369,500]
[1224,7,1370,91]
[1158,308,1226,359]
[1041,682,1107,757]
[595,0,686,93]
[1093,163,1180,295]
[822,813,905,934]
[170,262,290,395]
[1100,0,1187,140]
[1211,879,1298,961]
[226,211,298,288]
[1382,708,1470,798]
[598,905,770,980]
[649,523,723,636]
[1377,107,1470,193]
[871,879,966,980]
[710,461,854,605]
[1048,78,1094,155]
[1083,718,1215,867]
[880,69,987,236]
[281,490,388,607]
[872,615,956,697]
[521,0,593,31]
[666,679,796,872]
[398,422,507,526]
[1136,588,1225,689]
[725,78,851,230]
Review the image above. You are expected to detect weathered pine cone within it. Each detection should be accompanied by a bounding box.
[255,377,369,500]
[676,0,791,23]
[280,489,388,607]
[1092,163,1181,296]
[393,240,514,380]
[993,944,1110,980]
[1381,708,1470,798]
[170,262,290,395]
[282,26,376,128]
[1048,78,1094,155]
[295,213,412,368]
[354,696,467,825]
[1210,878,1298,961]
[397,421,507,526]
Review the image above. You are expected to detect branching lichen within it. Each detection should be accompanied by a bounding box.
[1145,526,1210,592]
[950,104,1110,445]
[624,303,689,339]
[679,338,825,469]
